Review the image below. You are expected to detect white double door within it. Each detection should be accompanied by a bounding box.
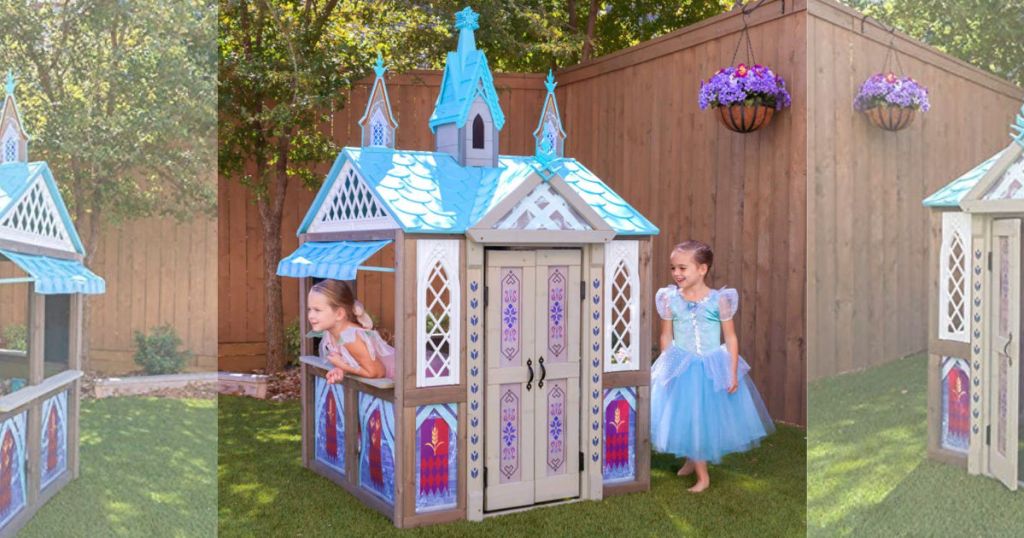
[988,219,1022,490]
[484,249,581,511]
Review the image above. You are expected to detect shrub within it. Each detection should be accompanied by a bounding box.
[1,324,27,351]
[133,324,192,375]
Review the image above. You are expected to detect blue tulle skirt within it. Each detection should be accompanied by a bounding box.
[650,344,775,463]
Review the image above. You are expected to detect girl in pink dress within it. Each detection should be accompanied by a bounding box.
[307,279,395,383]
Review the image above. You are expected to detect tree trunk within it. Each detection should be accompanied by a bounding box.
[259,136,291,373]
[582,0,599,62]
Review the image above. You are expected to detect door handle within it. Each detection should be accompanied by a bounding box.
[526,359,534,391]
[538,356,546,389]
[1005,332,1014,365]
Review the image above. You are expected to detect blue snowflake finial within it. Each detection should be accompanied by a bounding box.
[1012,101,1024,148]
[373,51,387,78]
[4,71,14,97]
[545,69,557,93]
[455,7,480,31]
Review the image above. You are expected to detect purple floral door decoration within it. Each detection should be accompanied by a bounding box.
[501,268,522,367]
[547,266,567,363]
[546,380,566,475]
[499,384,521,483]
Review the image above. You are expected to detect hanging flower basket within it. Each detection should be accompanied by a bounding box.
[854,72,930,132]
[698,64,792,134]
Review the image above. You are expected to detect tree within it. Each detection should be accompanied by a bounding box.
[219,0,449,372]
[0,0,217,368]
[841,0,1024,87]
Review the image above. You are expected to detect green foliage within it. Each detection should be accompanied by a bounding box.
[0,324,27,352]
[0,1,217,231]
[284,318,301,365]
[841,0,1024,86]
[133,324,193,375]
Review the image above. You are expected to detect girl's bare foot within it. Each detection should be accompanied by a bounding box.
[688,461,709,492]
[677,460,695,476]
[687,479,710,493]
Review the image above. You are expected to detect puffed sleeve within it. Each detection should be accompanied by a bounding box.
[718,288,739,321]
[655,286,675,320]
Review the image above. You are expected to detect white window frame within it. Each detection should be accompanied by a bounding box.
[604,240,640,372]
[939,211,971,342]
[416,239,461,387]
[0,176,74,252]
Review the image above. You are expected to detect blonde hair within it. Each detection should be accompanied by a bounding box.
[309,279,373,328]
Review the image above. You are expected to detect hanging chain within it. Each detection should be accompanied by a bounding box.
[730,15,757,66]
[879,27,905,75]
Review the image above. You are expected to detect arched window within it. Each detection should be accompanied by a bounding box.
[472,115,485,149]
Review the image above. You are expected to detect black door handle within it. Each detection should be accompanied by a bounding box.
[526,358,534,391]
[538,356,546,388]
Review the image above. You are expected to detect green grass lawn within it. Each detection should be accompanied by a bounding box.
[219,395,805,537]
[21,396,217,537]
[808,353,1024,536]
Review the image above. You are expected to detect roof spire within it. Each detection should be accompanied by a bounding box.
[455,7,479,54]
[1012,101,1024,148]
[373,51,387,78]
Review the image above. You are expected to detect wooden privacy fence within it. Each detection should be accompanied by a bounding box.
[804,0,1024,381]
[3,216,217,374]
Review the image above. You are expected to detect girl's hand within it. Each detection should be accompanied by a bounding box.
[727,376,739,394]
[326,367,345,384]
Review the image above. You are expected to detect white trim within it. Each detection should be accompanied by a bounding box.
[0,175,75,252]
[308,162,398,233]
[603,241,640,372]
[938,212,971,342]
[416,239,461,387]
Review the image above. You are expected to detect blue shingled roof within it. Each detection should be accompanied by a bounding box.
[0,161,85,254]
[428,8,506,133]
[298,147,658,236]
[923,149,1005,207]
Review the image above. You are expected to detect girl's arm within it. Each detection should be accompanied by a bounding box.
[722,318,740,393]
[341,337,386,379]
[659,319,672,353]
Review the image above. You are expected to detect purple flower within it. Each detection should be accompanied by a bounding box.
[854,72,930,112]
[698,64,792,110]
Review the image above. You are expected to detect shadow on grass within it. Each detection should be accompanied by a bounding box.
[21,397,217,537]
[808,354,1024,536]
[218,395,805,537]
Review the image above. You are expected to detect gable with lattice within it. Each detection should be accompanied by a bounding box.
[308,162,397,233]
[493,182,592,231]
[0,176,74,252]
[983,153,1024,200]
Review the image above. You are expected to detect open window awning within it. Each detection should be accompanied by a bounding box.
[276,240,393,281]
[0,248,105,294]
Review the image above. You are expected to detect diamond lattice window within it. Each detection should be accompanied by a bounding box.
[604,241,639,372]
[939,212,970,342]
[417,240,460,387]
[310,165,393,232]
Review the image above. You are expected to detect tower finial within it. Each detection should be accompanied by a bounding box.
[1012,101,1024,148]
[455,7,479,31]
[455,7,479,53]
[545,70,557,93]
[373,51,387,78]
[4,71,14,97]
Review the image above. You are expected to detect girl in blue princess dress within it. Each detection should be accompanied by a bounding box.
[650,240,774,492]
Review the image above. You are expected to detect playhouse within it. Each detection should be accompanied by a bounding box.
[276,7,658,527]
[0,72,105,535]
[923,101,1024,490]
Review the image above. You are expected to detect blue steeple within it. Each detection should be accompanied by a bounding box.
[358,52,397,148]
[428,6,505,133]
[1012,101,1024,148]
[533,70,567,158]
